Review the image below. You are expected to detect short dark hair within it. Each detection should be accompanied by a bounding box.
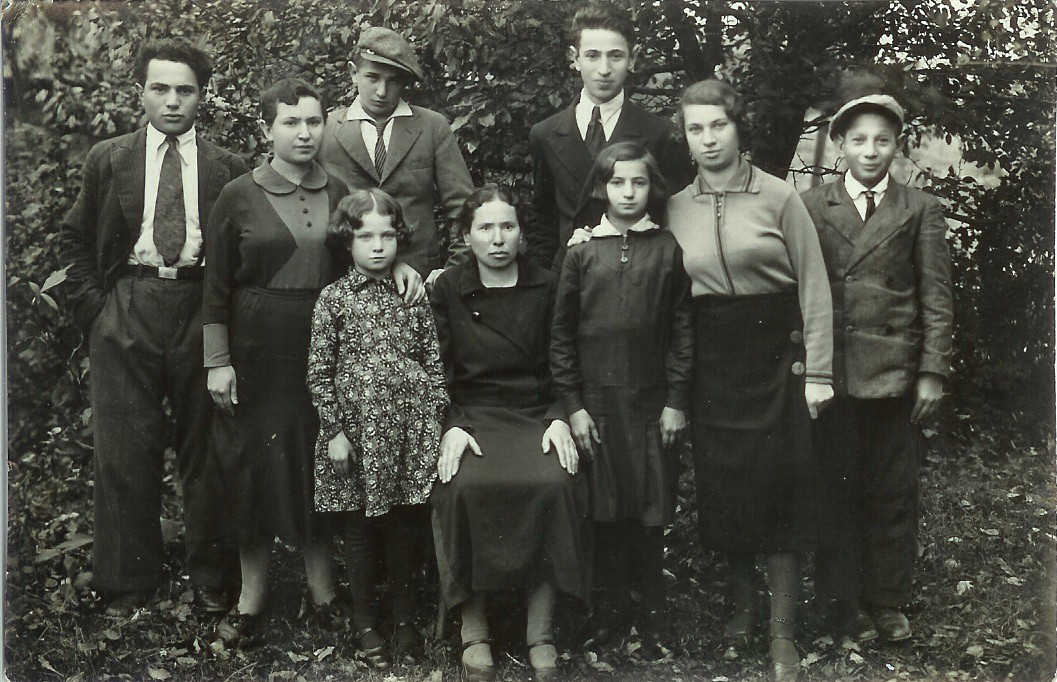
[582,141,668,224]
[135,39,212,89]
[326,189,412,265]
[567,3,635,50]
[676,78,749,144]
[259,78,324,127]
[455,184,523,238]
[831,104,902,140]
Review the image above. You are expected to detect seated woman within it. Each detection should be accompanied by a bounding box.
[429,185,590,681]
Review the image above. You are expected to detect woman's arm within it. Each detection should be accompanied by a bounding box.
[429,275,472,434]
[779,191,834,386]
[411,299,450,419]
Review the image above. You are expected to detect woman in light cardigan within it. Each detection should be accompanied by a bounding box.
[667,79,833,682]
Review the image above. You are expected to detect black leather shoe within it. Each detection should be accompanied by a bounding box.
[216,609,263,648]
[870,607,912,643]
[193,586,229,615]
[104,591,152,618]
[823,600,878,641]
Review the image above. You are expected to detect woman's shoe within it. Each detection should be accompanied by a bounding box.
[354,627,391,670]
[769,636,800,682]
[528,639,560,681]
[636,610,671,661]
[461,638,495,682]
[216,608,263,648]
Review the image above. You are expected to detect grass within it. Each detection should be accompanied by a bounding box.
[5,412,1055,681]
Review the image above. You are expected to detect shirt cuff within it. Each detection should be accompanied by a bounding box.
[918,355,952,378]
[203,323,231,368]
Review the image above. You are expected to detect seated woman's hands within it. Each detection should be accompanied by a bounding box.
[568,408,600,459]
[392,261,426,305]
[542,420,578,475]
[438,427,482,483]
[805,382,834,419]
[659,406,687,449]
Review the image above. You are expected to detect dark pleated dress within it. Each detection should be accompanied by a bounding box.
[691,290,816,552]
[429,259,592,608]
[203,162,347,547]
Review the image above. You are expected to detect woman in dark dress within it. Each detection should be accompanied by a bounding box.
[666,80,834,680]
[202,79,422,645]
[430,185,589,681]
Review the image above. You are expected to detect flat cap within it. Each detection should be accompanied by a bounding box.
[829,94,905,140]
[355,26,424,82]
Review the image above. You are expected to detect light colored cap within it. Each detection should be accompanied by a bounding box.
[829,94,905,140]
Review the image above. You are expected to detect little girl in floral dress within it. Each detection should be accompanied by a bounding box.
[307,188,447,669]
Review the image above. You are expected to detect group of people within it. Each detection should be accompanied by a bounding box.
[57,3,953,681]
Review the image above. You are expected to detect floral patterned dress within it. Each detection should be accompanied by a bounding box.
[307,269,448,517]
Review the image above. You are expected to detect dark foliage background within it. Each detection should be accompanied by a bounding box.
[3,1,1055,680]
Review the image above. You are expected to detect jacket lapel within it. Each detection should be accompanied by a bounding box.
[845,179,914,269]
[545,105,594,187]
[196,138,229,223]
[820,182,863,246]
[609,102,649,146]
[381,115,422,183]
[458,260,541,360]
[111,127,147,230]
[332,116,379,182]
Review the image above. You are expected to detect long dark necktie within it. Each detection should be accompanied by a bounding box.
[585,105,605,158]
[153,136,186,266]
[864,190,876,222]
[373,118,389,175]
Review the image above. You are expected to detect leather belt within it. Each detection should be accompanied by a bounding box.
[122,264,204,280]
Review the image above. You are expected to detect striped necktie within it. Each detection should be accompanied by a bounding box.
[373,118,389,175]
[153,136,186,266]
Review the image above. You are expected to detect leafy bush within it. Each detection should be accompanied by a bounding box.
[5,0,1054,465]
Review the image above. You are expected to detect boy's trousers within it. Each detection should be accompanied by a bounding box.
[812,396,921,608]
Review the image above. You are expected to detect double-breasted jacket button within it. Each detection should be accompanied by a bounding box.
[306,221,313,227]
[844,275,854,283]
[884,324,895,335]
[845,325,854,333]
[790,330,803,344]
[791,361,806,376]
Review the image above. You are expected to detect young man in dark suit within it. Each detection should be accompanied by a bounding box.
[57,39,247,617]
[526,3,693,270]
[800,94,954,643]
[319,26,474,285]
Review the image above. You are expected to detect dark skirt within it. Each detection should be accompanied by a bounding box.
[213,285,330,547]
[430,405,592,608]
[690,291,817,553]
[582,388,678,526]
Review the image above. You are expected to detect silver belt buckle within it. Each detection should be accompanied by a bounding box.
[158,266,178,280]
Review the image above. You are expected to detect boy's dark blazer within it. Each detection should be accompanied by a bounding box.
[56,127,248,331]
[526,99,693,270]
[800,177,953,399]
[319,104,474,275]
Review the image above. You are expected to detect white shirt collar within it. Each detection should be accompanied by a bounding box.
[844,172,889,200]
[146,124,197,161]
[346,98,413,122]
[590,213,659,238]
[576,89,624,123]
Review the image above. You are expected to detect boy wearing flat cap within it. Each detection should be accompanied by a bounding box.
[800,94,953,643]
[320,26,473,281]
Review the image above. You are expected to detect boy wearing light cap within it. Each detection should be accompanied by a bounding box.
[800,94,953,642]
[320,26,473,283]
